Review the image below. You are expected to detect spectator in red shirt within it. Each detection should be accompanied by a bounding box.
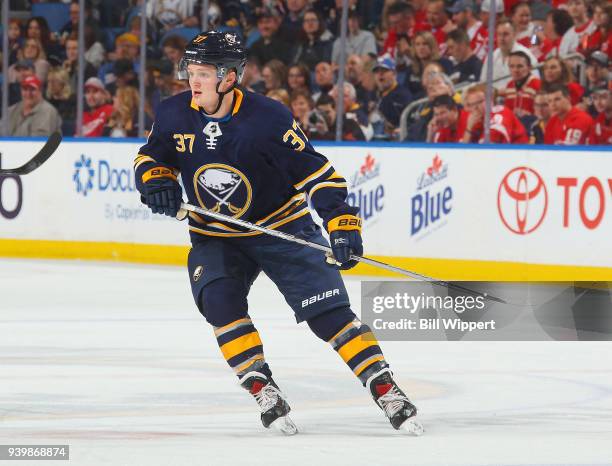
[541,56,584,105]
[461,83,529,143]
[82,77,113,137]
[588,87,612,144]
[381,1,415,58]
[409,0,428,25]
[537,9,574,61]
[502,50,541,116]
[425,0,455,52]
[427,94,468,142]
[578,1,612,60]
[544,83,594,145]
[449,0,488,61]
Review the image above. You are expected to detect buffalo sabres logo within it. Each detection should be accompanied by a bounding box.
[193,163,252,217]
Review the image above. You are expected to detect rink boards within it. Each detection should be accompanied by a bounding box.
[0,138,610,280]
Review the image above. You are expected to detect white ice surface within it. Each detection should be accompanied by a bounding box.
[1,259,612,466]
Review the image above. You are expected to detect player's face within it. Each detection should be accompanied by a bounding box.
[188,63,223,109]
[509,56,530,81]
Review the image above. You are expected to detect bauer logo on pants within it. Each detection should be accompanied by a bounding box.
[193,163,252,218]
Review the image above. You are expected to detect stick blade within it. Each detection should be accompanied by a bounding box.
[0,132,62,175]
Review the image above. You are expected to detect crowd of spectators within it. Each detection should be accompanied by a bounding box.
[1,0,611,145]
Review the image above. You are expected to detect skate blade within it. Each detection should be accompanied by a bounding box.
[269,415,298,436]
[400,416,424,436]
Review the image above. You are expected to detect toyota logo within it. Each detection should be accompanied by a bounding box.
[498,167,548,235]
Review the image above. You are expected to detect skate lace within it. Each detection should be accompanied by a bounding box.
[253,384,284,412]
[378,386,410,418]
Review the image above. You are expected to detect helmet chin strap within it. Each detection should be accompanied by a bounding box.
[201,80,235,116]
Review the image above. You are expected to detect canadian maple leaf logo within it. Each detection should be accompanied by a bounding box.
[360,154,375,175]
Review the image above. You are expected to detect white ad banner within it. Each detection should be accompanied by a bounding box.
[0,140,610,268]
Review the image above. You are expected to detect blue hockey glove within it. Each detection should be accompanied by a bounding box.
[326,214,363,270]
[141,167,182,217]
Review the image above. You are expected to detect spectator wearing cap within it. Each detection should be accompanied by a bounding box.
[374,55,413,137]
[406,31,453,98]
[63,34,97,94]
[544,83,593,144]
[538,9,574,60]
[427,94,468,142]
[312,61,335,102]
[529,90,552,144]
[480,19,538,88]
[588,87,612,144]
[331,7,376,64]
[501,50,541,117]
[249,7,293,67]
[46,67,76,125]
[82,77,113,137]
[578,1,612,61]
[10,38,49,84]
[541,56,584,105]
[446,28,482,84]
[560,0,597,57]
[584,51,611,109]
[381,1,416,58]
[98,33,141,86]
[449,0,488,61]
[425,0,455,52]
[291,9,334,71]
[8,76,62,136]
[330,82,374,140]
[479,0,505,32]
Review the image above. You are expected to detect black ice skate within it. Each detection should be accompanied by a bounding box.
[367,368,424,435]
[239,371,298,435]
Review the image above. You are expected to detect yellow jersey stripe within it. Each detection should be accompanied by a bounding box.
[308,181,348,199]
[293,162,331,191]
[337,332,378,362]
[219,331,263,361]
[232,88,244,115]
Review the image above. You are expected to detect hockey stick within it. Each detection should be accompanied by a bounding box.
[0,132,62,176]
[176,202,507,304]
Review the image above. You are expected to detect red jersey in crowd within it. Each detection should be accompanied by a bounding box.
[537,37,561,61]
[588,112,612,145]
[433,109,469,143]
[544,107,594,145]
[468,21,489,61]
[467,105,529,144]
[578,29,612,60]
[82,104,114,137]
[504,75,541,116]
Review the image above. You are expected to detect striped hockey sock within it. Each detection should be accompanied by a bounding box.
[213,317,271,378]
[327,318,388,385]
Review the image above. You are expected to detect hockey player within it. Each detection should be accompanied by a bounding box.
[133,31,422,435]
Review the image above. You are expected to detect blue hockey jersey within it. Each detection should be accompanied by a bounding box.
[134,88,353,242]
